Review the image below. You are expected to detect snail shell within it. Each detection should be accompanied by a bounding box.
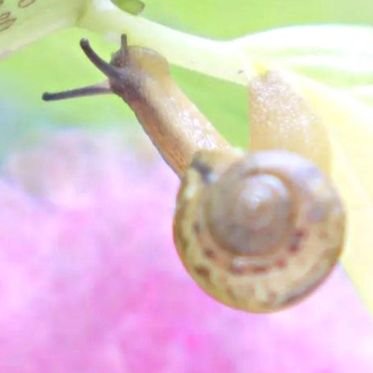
[173,149,345,312]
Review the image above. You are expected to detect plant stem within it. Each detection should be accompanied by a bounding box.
[77,0,254,85]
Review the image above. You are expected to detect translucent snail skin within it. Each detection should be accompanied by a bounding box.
[43,35,345,313]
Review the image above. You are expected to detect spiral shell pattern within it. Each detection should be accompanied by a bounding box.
[173,150,345,312]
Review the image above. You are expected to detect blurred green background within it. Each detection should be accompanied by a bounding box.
[1,0,373,155]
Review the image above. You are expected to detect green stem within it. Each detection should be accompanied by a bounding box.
[77,0,254,85]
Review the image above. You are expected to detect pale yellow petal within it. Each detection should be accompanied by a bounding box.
[298,77,373,312]
[249,68,373,312]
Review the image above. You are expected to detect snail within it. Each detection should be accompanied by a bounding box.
[43,35,345,312]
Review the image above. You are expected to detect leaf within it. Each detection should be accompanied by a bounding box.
[112,0,145,15]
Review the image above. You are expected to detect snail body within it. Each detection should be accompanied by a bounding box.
[43,35,345,312]
[43,36,230,177]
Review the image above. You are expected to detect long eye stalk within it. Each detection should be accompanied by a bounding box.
[42,38,124,102]
[42,82,111,101]
[79,39,121,79]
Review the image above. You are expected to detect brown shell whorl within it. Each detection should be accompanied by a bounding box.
[173,149,345,313]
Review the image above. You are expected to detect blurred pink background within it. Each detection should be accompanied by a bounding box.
[0,129,372,373]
